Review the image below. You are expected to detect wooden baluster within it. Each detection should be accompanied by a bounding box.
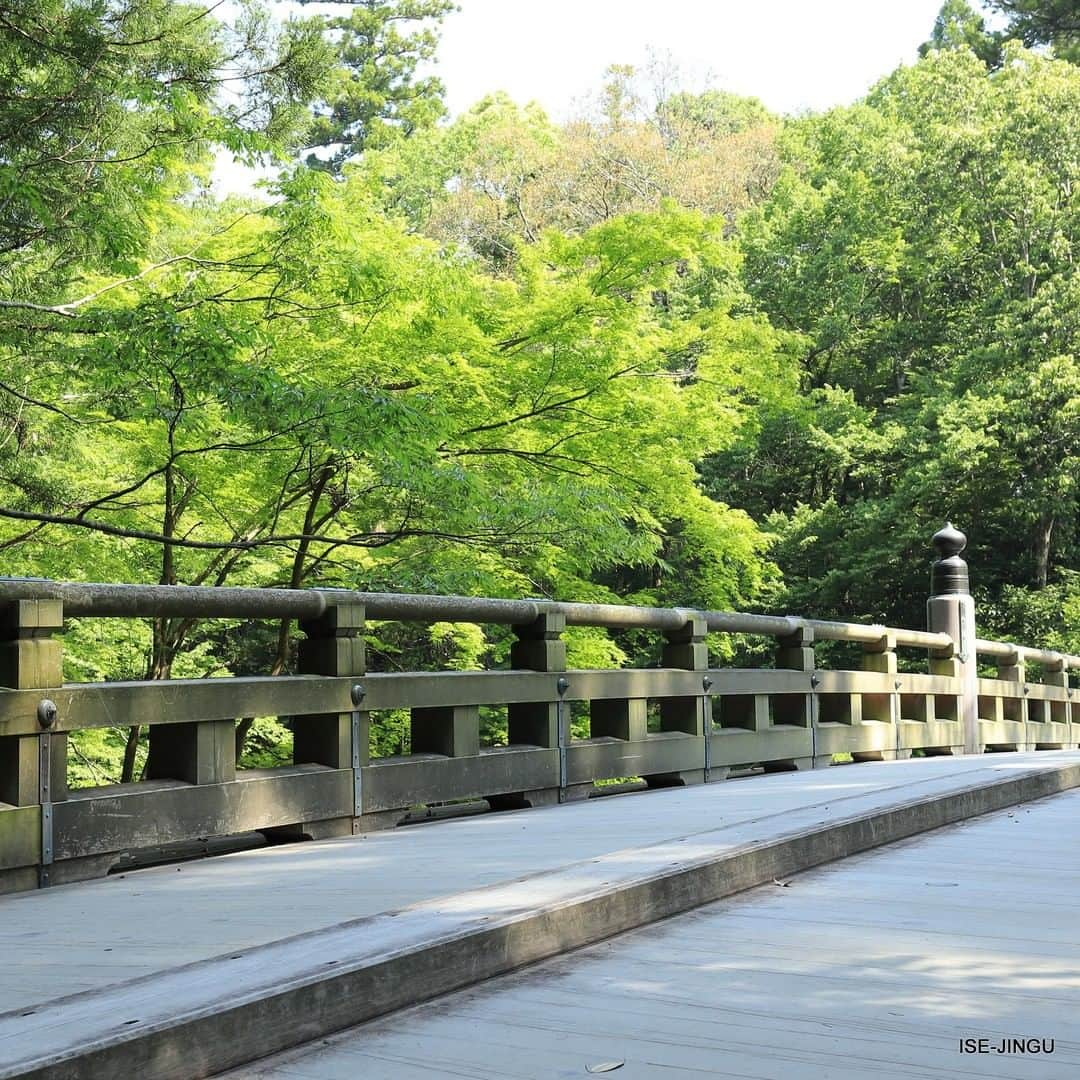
[858,632,901,761]
[994,652,1025,750]
[644,617,708,787]
[268,601,367,838]
[771,626,818,769]
[1044,660,1073,749]
[490,612,570,807]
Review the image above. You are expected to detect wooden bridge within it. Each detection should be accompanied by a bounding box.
[2,525,1079,1078]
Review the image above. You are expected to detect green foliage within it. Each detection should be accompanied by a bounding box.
[354,85,780,269]
[4,6,1079,787]
[660,89,775,136]
[990,0,1080,62]
[717,46,1080,643]
[237,717,294,770]
[922,1,1080,67]
[5,178,781,620]
[921,0,1004,66]
[0,0,330,289]
[303,0,455,170]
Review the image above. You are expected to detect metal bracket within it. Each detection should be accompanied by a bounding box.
[350,711,363,819]
[556,677,569,801]
[38,732,53,888]
[702,675,713,780]
[957,601,969,664]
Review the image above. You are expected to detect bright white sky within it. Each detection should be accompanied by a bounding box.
[436,0,948,118]
[215,0,951,193]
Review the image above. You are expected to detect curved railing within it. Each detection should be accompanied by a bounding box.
[0,577,952,646]
[0,573,1075,893]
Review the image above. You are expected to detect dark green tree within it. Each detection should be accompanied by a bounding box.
[301,0,455,171]
[0,0,330,284]
[921,0,1080,67]
[919,0,1003,65]
[714,47,1080,639]
[990,0,1080,61]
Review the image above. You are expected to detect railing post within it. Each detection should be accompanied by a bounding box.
[660,616,708,733]
[501,612,571,806]
[508,612,565,748]
[863,631,902,760]
[291,601,366,836]
[296,601,366,766]
[0,599,66,889]
[776,625,819,767]
[410,706,480,759]
[927,523,979,754]
[642,616,710,787]
[776,625,815,674]
[146,719,235,785]
[1045,660,1076,749]
[996,650,1028,748]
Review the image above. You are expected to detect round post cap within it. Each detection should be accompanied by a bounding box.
[932,522,967,558]
[930,522,969,595]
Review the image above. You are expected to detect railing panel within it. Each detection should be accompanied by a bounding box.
[365,747,558,816]
[52,766,353,861]
[0,676,357,736]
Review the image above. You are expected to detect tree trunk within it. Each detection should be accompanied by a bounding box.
[121,726,141,785]
[235,469,329,761]
[122,446,181,783]
[1034,512,1054,589]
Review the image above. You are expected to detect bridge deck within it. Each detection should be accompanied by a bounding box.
[3,751,1080,1078]
[231,788,1080,1080]
[2,752,1074,1013]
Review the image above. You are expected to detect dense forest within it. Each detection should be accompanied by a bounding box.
[2,0,1078,781]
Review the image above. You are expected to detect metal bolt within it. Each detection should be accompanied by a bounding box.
[350,684,365,706]
[37,699,57,729]
[556,676,569,696]
[894,679,902,690]
[702,675,713,691]
[1023,685,1030,695]
[810,673,821,689]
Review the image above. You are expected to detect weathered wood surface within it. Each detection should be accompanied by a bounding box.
[1,567,1077,894]
[3,752,1080,1079]
[1,752,1077,1017]
[4,654,1080,889]
[229,785,1080,1080]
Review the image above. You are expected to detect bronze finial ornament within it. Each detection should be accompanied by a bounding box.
[931,521,969,595]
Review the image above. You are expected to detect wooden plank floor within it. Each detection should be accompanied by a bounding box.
[229,788,1080,1080]
[5,752,1080,1018]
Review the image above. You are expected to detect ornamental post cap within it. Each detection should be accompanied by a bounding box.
[932,522,967,559]
[930,521,969,596]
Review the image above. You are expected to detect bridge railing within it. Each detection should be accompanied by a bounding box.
[973,637,1079,747]
[0,528,1077,893]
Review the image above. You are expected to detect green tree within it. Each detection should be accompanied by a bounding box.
[301,0,455,171]
[922,1,1080,67]
[990,0,1080,62]
[4,173,785,772]
[920,0,1003,65]
[356,83,780,273]
[0,0,329,284]
[719,46,1080,637]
